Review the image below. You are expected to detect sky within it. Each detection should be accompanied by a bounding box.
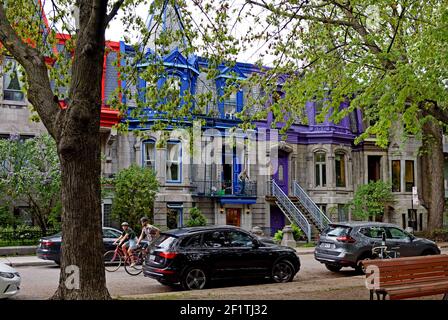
[43,0,275,65]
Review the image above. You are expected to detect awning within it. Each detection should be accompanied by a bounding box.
[220,198,257,205]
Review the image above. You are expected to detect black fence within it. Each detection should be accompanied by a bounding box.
[0,228,59,247]
[193,180,257,197]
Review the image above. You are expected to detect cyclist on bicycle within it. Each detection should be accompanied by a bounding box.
[113,222,138,266]
[136,217,160,248]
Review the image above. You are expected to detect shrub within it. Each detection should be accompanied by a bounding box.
[185,207,207,227]
[273,224,304,242]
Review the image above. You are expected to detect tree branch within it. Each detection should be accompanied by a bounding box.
[105,0,125,27]
[0,4,60,137]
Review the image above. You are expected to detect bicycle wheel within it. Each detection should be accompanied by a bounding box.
[104,250,122,272]
[124,253,143,276]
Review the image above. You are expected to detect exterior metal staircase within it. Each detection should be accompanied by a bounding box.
[292,181,332,232]
[271,180,312,242]
[270,180,332,242]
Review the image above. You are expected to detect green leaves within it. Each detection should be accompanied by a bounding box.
[110,164,159,228]
[0,134,61,231]
[349,180,394,220]
[184,206,207,227]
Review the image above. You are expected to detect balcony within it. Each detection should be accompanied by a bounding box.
[193,180,257,198]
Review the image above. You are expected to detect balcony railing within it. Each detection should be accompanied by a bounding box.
[193,180,257,197]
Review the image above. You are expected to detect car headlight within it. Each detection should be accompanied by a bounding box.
[0,272,16,279]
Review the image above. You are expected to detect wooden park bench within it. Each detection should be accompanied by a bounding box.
[361,254,448,300]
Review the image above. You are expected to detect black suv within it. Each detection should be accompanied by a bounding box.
[143,225,300,290]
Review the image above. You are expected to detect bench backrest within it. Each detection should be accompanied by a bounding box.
[361,255,448,287]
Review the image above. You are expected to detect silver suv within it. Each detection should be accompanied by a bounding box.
[314,222,441,272]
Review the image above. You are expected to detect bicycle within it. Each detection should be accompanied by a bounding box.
[104,245,126,272]
[124,245,148,276]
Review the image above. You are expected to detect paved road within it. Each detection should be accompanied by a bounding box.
[10,254,361,300]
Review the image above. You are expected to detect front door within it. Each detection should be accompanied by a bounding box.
[226,208,241,227]
[270,205,285,236]
[273,151,289,194]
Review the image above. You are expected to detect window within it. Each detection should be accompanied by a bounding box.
[226,231,253,248]
[335,152,346,187]
[392,160,401,192]
[203,231,228,248]
[315,152,326,187]
[143,140,156,170]
[224,91,237,117]
[180,234,203,248]
[278,164,284,182]
[166,141,181,183]
[387,227,408,240]
[359,227,386,239]
[3,58,24,101]
[103,228,120,239]
[405,160,415,192]
[315,100,324,117]
[102,204,113,227]
[165,77,181,102]
[337,204,348,222]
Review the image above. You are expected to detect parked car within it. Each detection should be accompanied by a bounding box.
[36,227,123,265]
[315,222,441,272]
[143,225,300,290]
[0,262,21,299]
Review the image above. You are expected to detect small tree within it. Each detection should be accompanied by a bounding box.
[350,181,394,221]
[111,165,159,230]
[0,134,61,234]
[185,207,207,227]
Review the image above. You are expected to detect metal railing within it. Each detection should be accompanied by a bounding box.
[293,181,331,231]
[193,180,257,197]
[271,180,311,242]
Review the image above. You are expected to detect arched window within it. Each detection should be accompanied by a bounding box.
[3,58,24,101]
[335,152,346,187]
[142,140,156,170]
[314,152,326,187]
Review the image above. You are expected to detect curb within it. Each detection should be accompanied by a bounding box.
[0,246,37,256]
[8,261,56,267]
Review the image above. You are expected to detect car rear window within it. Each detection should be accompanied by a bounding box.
[153,234,176,249]
[323,225,351,237]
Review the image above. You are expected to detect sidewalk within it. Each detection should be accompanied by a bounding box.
[0,255,55,267]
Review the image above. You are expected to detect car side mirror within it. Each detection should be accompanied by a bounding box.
[252,239,260,248]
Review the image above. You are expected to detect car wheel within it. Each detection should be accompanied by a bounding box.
[325,264,342,272]
[181,267,208,290]
[355,254,372,274]
[54,260,61,266]
[271,260,295,283]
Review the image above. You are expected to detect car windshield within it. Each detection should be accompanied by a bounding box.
[324,225,351,237]
[153,234,176,249]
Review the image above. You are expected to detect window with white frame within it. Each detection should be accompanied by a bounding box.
[315,152,327,187]
[3,58,24,101]
[143,140,156,170]
[166,141,181,183]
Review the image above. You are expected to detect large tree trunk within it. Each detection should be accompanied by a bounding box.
[52,132,109,299]
[51,1,110,299]
[420,120,445,231]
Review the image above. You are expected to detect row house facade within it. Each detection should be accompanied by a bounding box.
[0,2,443,239]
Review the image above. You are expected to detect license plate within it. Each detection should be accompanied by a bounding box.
[321,243,333,249]
[149,255,156,261]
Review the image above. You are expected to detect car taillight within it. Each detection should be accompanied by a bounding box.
[42,240,54,247]
[336,235,356,243]
[159,252,178,259]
